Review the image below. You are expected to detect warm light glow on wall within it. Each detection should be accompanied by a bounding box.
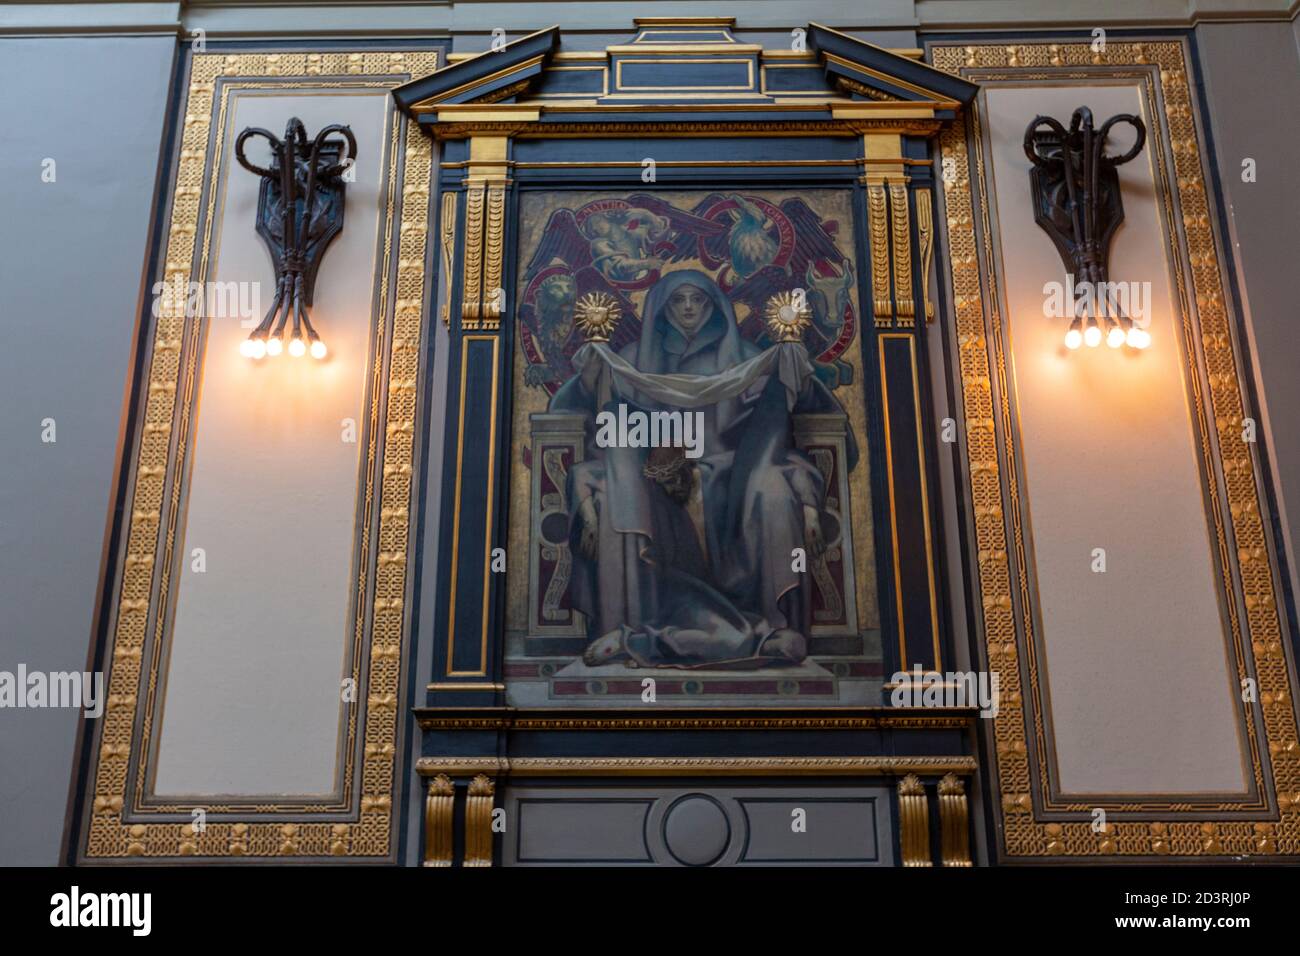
[240,329,330,361]
[1062,309,1152,351]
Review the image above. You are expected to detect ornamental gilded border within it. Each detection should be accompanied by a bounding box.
[930,40,1299,858]
[80,49,439,860]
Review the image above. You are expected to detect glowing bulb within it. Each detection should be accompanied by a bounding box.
[1083,325,1102,348]
[288,337,307,357]
[265,337,283,356]
[244,338,267,359]
[239,338,257,358]
[310,340,327,360]
[1127,327,1152,349]
[1106,326,1126,348]
[1064,328,1082,350]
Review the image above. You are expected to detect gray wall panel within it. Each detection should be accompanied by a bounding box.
[517,798,654,863]
[1195,21,1300,634]
[0,35,174,864]
[503,786,892,866]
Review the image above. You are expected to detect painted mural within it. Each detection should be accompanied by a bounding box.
[506,189,880,706]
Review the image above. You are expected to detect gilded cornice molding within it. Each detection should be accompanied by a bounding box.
[416,756,980,777]
[424,119,944,140]
[414,707,978,731]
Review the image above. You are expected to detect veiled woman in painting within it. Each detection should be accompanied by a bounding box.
[550,269,857,669]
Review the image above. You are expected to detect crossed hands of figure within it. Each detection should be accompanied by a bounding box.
[577,496,823,561]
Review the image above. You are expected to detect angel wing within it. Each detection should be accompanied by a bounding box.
[523,209,593,279]
[727,264,792,314]
[626,194,728,237]
[619,193,728,264]
[780,198,846,279]
[643,192,730,264]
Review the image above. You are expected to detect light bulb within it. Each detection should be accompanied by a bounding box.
[243,338,266,359]
[1106,326,1126,348]
[1127,326,1152,349]
[310,340,327,360]
[1083,324,1102,348]
[288,337,307,357]
[1064,328,1082,350]
[240,338,257,358]
[266,337,283,356]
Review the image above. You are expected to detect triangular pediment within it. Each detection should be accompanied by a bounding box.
[392,26,560,112]
[807,23,976,117]
[393,18,976,126]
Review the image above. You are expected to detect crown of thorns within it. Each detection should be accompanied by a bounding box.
[642,445,689,480]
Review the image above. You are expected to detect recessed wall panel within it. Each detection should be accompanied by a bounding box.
[982,84,1247,796]
[152,91,390,797]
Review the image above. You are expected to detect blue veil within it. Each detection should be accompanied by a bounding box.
[634,269,747,375]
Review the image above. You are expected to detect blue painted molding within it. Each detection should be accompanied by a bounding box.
[809,22,977,116]
[393,25,559,112]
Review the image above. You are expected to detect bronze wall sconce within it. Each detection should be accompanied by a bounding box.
[1024,106,1149,350]
[235,117,357,360]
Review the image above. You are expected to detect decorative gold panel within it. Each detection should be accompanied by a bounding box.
[938,773,972,866]
[897,774,932,866]
[868,184,893,326]
[915,188,935,323]
[423,774,454,867]
[80,49,440,860]
[889,183,915,326]
[440,191,457,328]
[461,183,486,328]
[481,184,506,330]
[931,39,1300,858]
[463,774,496,867]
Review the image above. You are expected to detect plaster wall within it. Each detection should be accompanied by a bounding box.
[153,89,392,797]
[0,35,174,865]
[980,82,1248,795]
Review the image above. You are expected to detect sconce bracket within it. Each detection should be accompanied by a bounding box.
[1023,107,1146,285]
[251,140,345,308]
[234,118,357,350]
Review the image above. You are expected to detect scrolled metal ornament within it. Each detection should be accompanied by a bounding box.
[235,117,358,360]
[1024,106,1149,350]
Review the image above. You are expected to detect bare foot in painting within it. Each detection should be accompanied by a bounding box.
[583,629,632,666]
[760,629,807,663]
